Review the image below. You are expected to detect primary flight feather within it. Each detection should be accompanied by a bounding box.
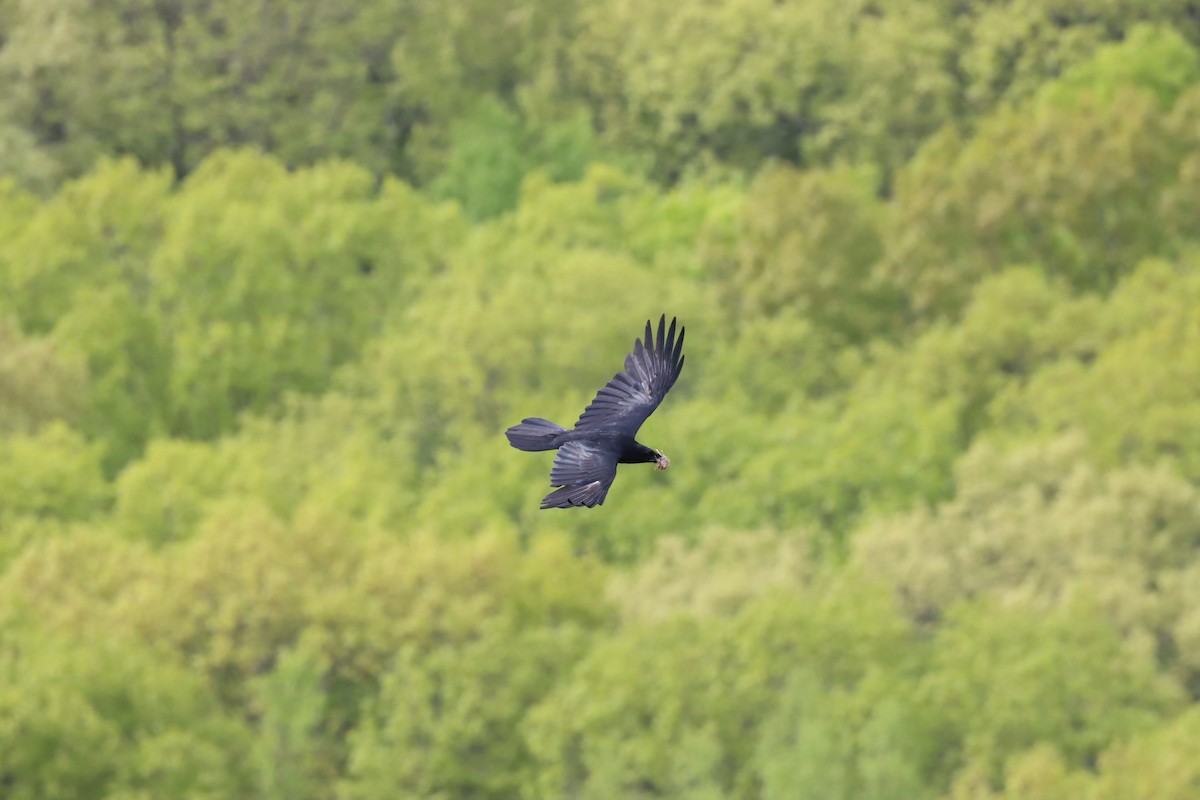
[505,314,686,509]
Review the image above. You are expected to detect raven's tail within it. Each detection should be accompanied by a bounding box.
[505,417,566,451]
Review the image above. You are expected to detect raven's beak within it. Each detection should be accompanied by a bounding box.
[654,452,671,471]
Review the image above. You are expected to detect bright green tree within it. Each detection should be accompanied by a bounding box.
[0,628,253,800]
[525,573,910,800]
[0,0,412,179]
[0,318,85,435]
[993,259,1200,482]
[253,640,329,800]
[914,599,1182,790]
[0,422,109,521]
[343,625,590,800]
[734,162,898,343]
[885,87,1185,318]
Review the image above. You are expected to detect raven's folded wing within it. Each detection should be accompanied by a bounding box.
[541,441,618,509]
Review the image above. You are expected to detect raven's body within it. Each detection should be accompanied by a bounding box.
[506,315,685,509]
[510,424,663,463]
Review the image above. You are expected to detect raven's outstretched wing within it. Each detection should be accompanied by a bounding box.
[574,315,685,434]
[541,441,619,509]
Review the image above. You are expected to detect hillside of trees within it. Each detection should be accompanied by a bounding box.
[3,2,1200,798]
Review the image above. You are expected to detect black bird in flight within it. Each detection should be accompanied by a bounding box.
[506,314,686,509]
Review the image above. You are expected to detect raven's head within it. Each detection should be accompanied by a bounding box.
[654,451,671,471]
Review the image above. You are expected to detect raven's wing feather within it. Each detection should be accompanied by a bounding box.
[574,315,685,434]
[541,441,618,509]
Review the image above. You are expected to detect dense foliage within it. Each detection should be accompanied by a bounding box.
[3,2,1200,798]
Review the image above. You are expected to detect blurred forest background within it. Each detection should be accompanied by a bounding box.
[3,1,1200,798]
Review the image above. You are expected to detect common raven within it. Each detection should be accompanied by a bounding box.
[505,315,686,509]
